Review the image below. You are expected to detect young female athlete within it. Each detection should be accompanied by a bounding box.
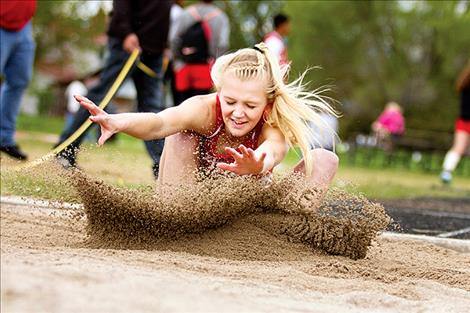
[74,43,339,191]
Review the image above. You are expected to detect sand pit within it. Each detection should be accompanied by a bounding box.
[1,165,469,312]
[2,196,470,312]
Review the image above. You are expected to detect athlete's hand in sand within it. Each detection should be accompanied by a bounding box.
[217,145,267,175]
[74,95,121,146]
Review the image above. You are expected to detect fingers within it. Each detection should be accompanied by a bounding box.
[239,145,249,156]
[97,131,112,146]
[227,145,254,160]
[225,145,266,163]
[240,145,266,162]
[89,115,105,124]
[216,162,240,174]
[224,147,243,160]
[74,95,103,116]
[259,152,267,162]
[246,147,259,161]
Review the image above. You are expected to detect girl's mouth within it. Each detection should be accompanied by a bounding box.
[230,118,248,129]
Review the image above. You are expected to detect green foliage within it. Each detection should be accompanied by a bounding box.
[219,0,284,48]
[33,1,107,68]
[285,0,470,137]
[35,88,55,115]
[29,0,469,139]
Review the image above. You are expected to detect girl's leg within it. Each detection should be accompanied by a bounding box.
[158,131,199,185]
[451,130,470,155]
[293,148,339,191]
[442,131,470,180]
[276,148,338,213]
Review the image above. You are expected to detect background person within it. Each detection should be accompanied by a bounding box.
[440,60,470,184]
[64,75,102,143]
[263,13,290,66]
[170,0,230,105]
[371,101,405,151]
[0,0,36,160]
[163,0,185,107]
[54,0,172,177]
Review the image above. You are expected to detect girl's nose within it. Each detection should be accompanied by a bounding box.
[232,110,244,118]
[232,106,245,118]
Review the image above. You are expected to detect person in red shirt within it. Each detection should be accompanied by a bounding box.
[264,13,291,66]
[170,0,230,106]
[0,0,36,160]
[440,60,470,184]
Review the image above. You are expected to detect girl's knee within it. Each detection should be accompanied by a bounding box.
[310,148,339,171]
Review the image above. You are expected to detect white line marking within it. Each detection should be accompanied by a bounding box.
[0,195,82,210]
[381,232,470,253]
[437,227,470,238]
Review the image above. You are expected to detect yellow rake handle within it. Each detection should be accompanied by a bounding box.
[16,49,142,170]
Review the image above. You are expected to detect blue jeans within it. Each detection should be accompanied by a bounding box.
[57,37,165,172]
[0,21,35,146]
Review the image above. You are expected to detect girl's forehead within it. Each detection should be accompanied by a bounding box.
[220,72,268,98]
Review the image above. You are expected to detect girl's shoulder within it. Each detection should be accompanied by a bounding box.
[180,93,218,135]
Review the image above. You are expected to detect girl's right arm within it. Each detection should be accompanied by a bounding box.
[74,94,214,145]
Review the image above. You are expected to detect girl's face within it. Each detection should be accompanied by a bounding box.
[219,72,269,137]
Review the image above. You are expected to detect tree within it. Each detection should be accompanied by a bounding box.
[33,1,107,72]
[219,0,284,48]
[285,0,470,137]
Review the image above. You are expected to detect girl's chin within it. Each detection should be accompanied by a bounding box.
[227,126,250,137]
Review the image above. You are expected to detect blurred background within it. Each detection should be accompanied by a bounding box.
[1,0,469,205]
[23,1,469,134]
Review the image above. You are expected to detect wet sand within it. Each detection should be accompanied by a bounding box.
[2,200,469,313]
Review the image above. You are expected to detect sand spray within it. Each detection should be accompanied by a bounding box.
[2,159,390,260]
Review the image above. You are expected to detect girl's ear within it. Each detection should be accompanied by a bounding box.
[263,103,273,122]
[265,101,273,113]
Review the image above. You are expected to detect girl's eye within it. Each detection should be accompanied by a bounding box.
[226,101,235,105]
[247,105,255,109]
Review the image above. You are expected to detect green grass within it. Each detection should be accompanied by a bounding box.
[17,113,65,134]
[1,113,469,201]
[279,147,470,199]
[335,167,470,199]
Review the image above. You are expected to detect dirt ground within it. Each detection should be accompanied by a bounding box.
[1,201,469,313]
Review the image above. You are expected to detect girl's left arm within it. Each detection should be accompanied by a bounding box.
[256,125,289,173]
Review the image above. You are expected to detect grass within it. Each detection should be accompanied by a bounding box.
[16,113,65,134]
[282,148,470,199]
[1,113,469,201]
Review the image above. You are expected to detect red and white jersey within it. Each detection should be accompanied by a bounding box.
[263,31,288,65]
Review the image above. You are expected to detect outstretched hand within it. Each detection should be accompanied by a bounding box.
[216,145,267,176]
[74,95,120,145]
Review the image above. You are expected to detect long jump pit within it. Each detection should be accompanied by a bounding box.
[1,170,469,313]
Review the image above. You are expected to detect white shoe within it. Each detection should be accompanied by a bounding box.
[440,170,452,185]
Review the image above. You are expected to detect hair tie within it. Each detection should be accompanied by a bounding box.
[253,46,264,54]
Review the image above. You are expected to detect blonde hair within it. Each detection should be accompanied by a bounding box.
[211,42,338,175]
